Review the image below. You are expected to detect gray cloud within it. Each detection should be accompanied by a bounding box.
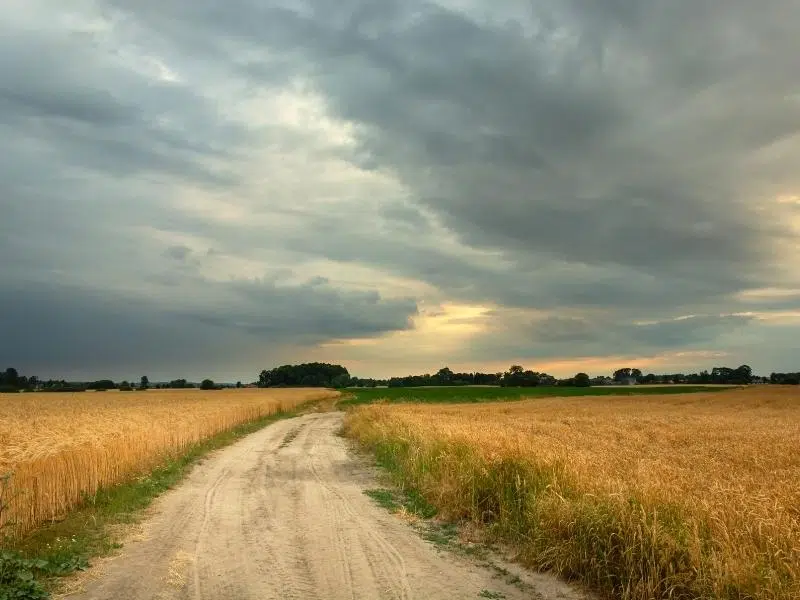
[2,0,799,378]
[0,278,416,380]
[526,314,755,352]
[164,245,193,262]
[105,1,799,283]
[424,312,761,372]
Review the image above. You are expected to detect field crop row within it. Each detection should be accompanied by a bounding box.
[0,388,336,538]
[345,387,800,600]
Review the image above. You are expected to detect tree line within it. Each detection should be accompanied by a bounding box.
[253,362,796,389]
[0,369,236,393]
[258,363,350,388]
[2,362,799,395]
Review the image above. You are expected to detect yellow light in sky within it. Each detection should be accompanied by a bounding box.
[316,303,493,358]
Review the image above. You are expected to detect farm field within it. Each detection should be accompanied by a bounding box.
[345,386,800,600]
[339,384,732,406]
[0,388,337,538]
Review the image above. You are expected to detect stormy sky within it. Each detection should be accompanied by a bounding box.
[2,0,799,381]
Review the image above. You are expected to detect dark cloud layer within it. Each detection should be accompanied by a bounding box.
[2,1,799,379]
[0,279,416,380]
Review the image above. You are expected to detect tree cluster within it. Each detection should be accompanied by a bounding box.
[258,363,350,388]
[165,379,193,389]
[608,365,757,385]
[387,367,500,388]
[0,368,37,393]
[770,372,800,385]
[387,366,584,388]
[348,377,385,388]
[0,369,91,393]
[87,379,116,391]
[200,379,217,390]
[500,365,559,387]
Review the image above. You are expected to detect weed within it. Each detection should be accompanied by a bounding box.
[422,523,459,548]
[478,590,506,599]
[364,489,400,512]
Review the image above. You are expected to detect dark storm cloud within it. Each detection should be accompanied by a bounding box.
[287,0,795,275]
[0,279,416,379]
[199,277,418,340]
[106,1,799,286]
[3,0,799,377]
[0,21,246,190]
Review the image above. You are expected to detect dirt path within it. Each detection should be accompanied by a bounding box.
[63,412,586,600]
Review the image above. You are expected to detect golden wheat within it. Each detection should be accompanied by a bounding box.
[0,388,337,537]
[346,387,800,600]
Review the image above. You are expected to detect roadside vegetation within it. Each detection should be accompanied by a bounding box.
[345,386,800,600]
[0,389,336,598]
[0,389,335,538]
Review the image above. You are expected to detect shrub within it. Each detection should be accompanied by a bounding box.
[87,380,116,391]
[0,552,50,600]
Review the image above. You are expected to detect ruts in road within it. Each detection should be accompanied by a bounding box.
[64,412,587,600]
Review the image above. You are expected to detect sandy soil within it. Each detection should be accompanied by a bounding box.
[62,412,587,600]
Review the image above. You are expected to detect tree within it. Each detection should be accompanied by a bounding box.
[200,379,216,390]
[139,375,149,390]
[236,381,243,389]
[573,372,591,387]
[733,364,752,384]
[258,363,350,388]
[3,368,19,388]
[88,379,116,391]
[613,368,633,382]
[435,367,454,385]
[331,374,351,389]
[501,365,545,387]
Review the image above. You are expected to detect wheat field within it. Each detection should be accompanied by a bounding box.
[0,388,337,538]
[346,387,800,600]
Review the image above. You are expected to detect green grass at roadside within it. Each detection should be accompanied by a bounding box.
[1,402,318,598]
[338,385,730,407]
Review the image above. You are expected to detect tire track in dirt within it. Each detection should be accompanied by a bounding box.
[62,413,588,600]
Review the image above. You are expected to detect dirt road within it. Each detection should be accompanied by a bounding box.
[65,412,586,600]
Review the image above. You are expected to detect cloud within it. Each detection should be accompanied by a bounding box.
[0,278,416,380]
[164,245,193,262]
[1,0,799,378]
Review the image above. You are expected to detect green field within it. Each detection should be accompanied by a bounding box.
[338,385,731,407]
